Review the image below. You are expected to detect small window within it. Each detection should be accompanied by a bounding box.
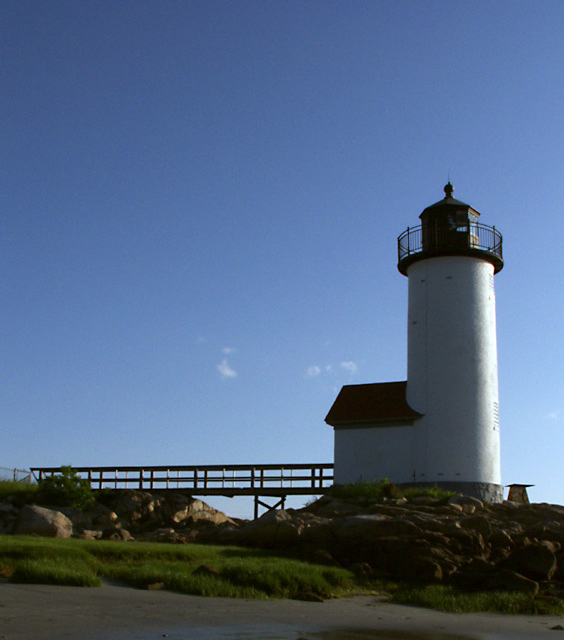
[455,211,468,232]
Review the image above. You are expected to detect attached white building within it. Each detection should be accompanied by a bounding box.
[326,184,504,502]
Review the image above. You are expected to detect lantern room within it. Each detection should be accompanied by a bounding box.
[397,182,503,276]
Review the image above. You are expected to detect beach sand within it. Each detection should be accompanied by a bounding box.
[1,583,562,640]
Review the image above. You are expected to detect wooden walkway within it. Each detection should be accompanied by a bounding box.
[31,463,334,518]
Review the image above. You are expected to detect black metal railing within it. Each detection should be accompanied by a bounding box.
[398,222,503,274]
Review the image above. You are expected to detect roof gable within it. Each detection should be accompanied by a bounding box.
[325,381,421,427]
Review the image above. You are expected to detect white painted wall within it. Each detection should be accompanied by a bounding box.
[334,423,415,485]
[406,256,501,485]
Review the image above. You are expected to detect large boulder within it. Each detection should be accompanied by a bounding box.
[501,543,557,581]
[235,509,302,548]
[169,495,233,526]
[332,514,421,545]
[13,505,72,538]
[58,506,93,531]
[110,490,167,528]
[487,569,540,595]
[89,503,121,530]
[448,494,484,514]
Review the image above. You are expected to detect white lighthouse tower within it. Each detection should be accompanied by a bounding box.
[326,183,504,502]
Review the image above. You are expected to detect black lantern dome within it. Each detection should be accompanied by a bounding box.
[397,183,503,276]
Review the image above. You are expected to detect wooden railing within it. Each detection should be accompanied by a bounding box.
[31,463,334,497]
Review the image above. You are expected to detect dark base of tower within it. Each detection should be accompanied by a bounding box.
[399,481,503,503]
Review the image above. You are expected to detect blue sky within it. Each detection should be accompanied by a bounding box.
[2,1,564,516]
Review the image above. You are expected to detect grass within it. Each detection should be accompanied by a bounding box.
[391,583,564,615]
[0,480,38,505]
[1,536,563,614]
[0,536,353,599]
[330,479,454,503]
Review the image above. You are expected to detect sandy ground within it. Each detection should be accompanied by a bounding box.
[1,583,563,640]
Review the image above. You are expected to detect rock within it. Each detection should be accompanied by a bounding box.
[58,506,93,531]
[74,529,103,540]
[0,502,19,534]
[409,496,442,507]
[293,592,324,602]
[310,549,340,567]
[436,503,463,514]
[103,527,133,542]
[106,491,233,532]
[12,505,73,538]
[349,562,373,578]
[489,530,514,550]
[487,569,539,595]
[193,564,219,577]
[502,544,557,581]
[111,490,166,527]
[541,539,561,554]
[170,496,233,526]
[89,503,121,529]
[449,558,495,590]
[306,497,367,518]
[135,528,188,544]
[448,494,484,512]
[458,515,492,538]
[333,514,421,544]
[235,509,303,548]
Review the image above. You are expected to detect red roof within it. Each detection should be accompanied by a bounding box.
[325,381,421,427]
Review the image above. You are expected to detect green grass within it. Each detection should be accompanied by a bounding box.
[330,479,454,503]
[0,480,38,505]
[391,583,564,615]
[2,536,563,614]
[0,537,352,599]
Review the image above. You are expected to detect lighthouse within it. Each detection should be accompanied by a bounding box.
[326,184,504,502]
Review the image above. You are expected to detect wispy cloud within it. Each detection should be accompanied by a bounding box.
[306,365,321,378]
[545,411,558,420]
[217,359,237,378]
[222,346,236,355]
[340,361,358,374]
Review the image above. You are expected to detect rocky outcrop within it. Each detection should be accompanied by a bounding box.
[0,490,234,541]
[5,488,564,598]
[217,494,564,598]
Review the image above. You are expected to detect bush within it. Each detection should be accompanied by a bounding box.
[36,466,94,510]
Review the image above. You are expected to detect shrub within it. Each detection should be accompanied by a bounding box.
[36,466,94,510]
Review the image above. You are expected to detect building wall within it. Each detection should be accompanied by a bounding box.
[406,256,501,485]
[333,423,415,485]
